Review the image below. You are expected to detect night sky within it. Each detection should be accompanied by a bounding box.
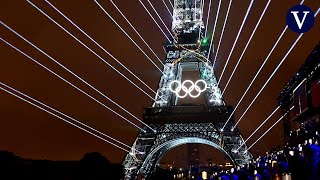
[0,0,319,166]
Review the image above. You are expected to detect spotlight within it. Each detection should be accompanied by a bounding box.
[202,37,208,44]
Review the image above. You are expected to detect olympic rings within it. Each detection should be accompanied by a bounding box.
[169,80,207,98]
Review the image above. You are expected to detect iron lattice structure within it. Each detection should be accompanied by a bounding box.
[122,0,252,179]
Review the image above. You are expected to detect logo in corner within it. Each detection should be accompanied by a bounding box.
[286,5,315,33]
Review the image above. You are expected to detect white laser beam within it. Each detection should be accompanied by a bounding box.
[218,0,255,84]
[0,82,132,150]
[46,0,157,94]
[212,0,233,68]
[247,106,294,151]
[25,1,156,101]
[1,21,156,132]
[204,0,212,37]
[222,0,272,94]
[207,0,222,61]
[237,106,280,151]
[138,0,171,42]
[233,8,319,128]
[94,0,163,73]
[1,37,151,133]
[147,0,173,38]
[0,83,132,153]
[109,0,164,66]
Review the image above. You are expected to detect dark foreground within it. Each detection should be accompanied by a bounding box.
[0,151,123,180]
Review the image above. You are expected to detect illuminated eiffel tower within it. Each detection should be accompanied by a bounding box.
[122,0,252,179]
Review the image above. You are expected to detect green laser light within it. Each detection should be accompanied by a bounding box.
[202,38,208,44]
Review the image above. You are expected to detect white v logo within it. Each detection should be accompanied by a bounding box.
[290,11,310,29]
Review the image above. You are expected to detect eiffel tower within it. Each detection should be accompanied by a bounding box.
[123,0,252,179]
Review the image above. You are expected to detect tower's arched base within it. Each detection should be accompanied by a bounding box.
[122,106,252,180]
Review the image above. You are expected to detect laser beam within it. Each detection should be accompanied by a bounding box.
[197,0,204,41]
[26,1,156,101]
[201,0,205,17]
[45,0,157,94]
[207,0,222,61]
[204,0,212,37]
[222,0,272,94]
[224,0,312,130]
[147,0,173,38]
[168,0,174,9]
[221,0,307,130]
[0,82,132,153]
[247,106,294,151]
[1,21,155,133]
[236,106,280,151]
[137,0,171,42]
[212,0,233,68]
[218,0,255,84]
[109,0,164,66]
[94,0,163,73]
[162,0,173,17]
[1,37,151,133]
[233,7,319,128]
[221,26,288,131]
[0,81,132,150]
